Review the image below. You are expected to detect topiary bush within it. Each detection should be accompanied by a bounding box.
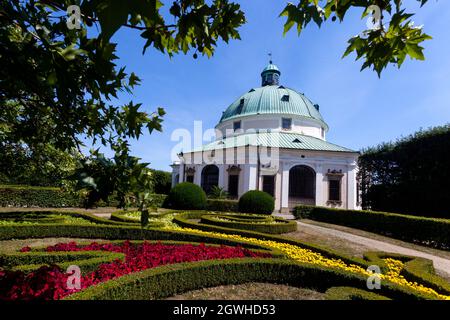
[238,190,274,215]
[162,182,207,210]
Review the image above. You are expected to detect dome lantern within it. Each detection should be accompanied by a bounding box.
[261,60,281,86]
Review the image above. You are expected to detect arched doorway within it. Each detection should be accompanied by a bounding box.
[289,165,316,206]
[201,165,219,194]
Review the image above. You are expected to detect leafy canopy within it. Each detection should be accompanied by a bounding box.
[280,0,432,76]
[0,0,245,154]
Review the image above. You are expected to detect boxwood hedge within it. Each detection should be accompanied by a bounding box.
[199,214,297,234]
[0,185,81,207]
[64,258,432,300]
[294,205,450,250]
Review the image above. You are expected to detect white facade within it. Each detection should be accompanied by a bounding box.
[171,63,360,213]
[172,146,359,212]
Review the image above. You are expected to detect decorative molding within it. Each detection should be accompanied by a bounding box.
[185,166,196,175]
[326,169,344,179]
[226,165,241,175]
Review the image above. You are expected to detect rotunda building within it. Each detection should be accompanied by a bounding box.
[171,62,360,212]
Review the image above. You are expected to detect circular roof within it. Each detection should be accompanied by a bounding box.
[218,85,328,130]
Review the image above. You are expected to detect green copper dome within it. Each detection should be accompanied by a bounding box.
[218,63,328,130]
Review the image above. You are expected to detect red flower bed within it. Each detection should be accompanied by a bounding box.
[0,241,270,300]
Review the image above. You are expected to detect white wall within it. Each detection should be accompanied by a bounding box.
[172,148,359,213]
[216,114,327,140]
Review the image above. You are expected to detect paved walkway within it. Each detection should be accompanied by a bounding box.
[297,221,450,277]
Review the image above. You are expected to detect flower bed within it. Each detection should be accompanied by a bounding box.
[165,225,450,300]
[0,241,270,300]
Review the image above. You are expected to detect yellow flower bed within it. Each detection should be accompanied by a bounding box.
[167,225,450,300]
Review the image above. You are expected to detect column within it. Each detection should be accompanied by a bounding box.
[347,164,357,209]
[218,164,225,189]
[315,164,324,206]
[179,163,184,183]
[242,164,257,192]
[281,164,289,212]
[194,165,202,187]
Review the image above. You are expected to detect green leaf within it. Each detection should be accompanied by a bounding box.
[97,1,130,41]
[405,43,425,60]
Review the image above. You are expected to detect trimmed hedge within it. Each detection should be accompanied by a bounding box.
[238,190,274,215]
[363,251,450,296]
[1,251,125,275]
[0,210,129,226]
[325,287,391,300]
[64,258,432,300]
[294,205,450,250]
[200,214,297,234]
[206,199,239,212]
[0,185,81,207]
[109,211,164,228]
[163,182,207,210]
[0,184,168,209]
[173,211,367,267]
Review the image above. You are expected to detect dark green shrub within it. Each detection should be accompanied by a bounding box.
[293,205,450,250]
[206,199,239,212]
[163,182,206,210]
[238,190,274,215]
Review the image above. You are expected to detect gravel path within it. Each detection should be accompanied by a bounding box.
[297,221,450,277]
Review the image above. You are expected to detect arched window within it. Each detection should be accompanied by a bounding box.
[201,165,219,194]
[289,165,316,204]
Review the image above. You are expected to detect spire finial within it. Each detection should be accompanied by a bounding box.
[268,52,272,64]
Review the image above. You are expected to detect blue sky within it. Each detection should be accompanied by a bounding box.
[102,1,450,171]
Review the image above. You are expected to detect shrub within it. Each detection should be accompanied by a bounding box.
[163,182,206,210]
[238,190,274,215]
[148,194,167,207]
[207,186,228,199]
[206,199,239,212]
[200,214,297,234]
[293,205,450,250]
[0,185,81,207]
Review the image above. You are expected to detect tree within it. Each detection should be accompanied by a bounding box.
[0,1,435,153]
[151,170,172,195]
[280,0,432,76]
[73,145,153,208]
[0,0,245,157]
[358,124,450,218]
[1,0,245,201]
